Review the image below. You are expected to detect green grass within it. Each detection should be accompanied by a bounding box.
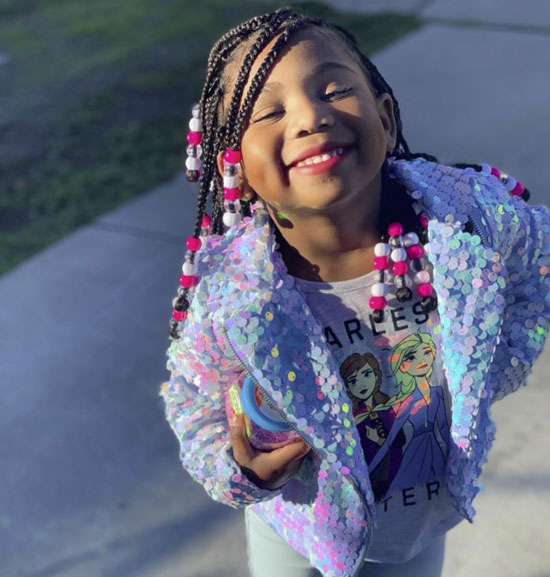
[0,0,422,276]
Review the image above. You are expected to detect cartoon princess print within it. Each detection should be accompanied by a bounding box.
[339,352,405,501]
[372,333,451,495]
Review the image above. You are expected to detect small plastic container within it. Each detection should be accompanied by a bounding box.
[225,376,301,451]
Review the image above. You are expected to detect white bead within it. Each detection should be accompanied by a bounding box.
[223,212,241,227]
[189,117,202,132]
[182,262,198,275]
[414,270,431,284]
[185,157,201,170]
[504,176,517,191]
[371,283,388,297]
[391,248,407,262]
[223,174,240,188]
[195,144,203,158]
[402,232,419,247]
[374,242,391,257]
[191,103,200,118]
[423,242,430,255]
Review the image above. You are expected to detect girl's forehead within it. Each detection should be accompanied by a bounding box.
[225,26,364,102]
[253,27,361,78]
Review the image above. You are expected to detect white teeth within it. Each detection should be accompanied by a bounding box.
[296,147,345,167]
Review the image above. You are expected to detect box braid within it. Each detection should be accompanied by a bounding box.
[190,6,444,240]
[173,7,528,338]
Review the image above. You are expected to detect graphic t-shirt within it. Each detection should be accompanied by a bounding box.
[295,265,464,562]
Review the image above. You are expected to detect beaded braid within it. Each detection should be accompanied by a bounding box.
[170,7,530,339]
[170,8,429,339]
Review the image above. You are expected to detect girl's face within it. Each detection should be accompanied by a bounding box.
[346,363,378,400]
[229,27,396,218]
[399,343,435,377]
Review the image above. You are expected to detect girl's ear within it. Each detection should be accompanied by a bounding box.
[376,93,397,153]
[216,150,224,178]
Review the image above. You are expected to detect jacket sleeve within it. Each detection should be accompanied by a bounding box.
[160,283,282,508]
[488,191,550,402]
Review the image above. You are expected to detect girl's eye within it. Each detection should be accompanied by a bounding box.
[324,87,352,100]
[252,109,283,123]
[404,352,416,362]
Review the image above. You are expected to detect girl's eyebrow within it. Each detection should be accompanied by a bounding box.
[258,61,356,96]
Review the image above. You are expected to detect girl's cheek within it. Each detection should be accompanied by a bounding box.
[400,362,411,373]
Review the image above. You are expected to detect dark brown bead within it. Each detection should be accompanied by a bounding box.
[174,297,189,312]
[186,169,201,182]
[396,287,413,302]
[420,295,438,312]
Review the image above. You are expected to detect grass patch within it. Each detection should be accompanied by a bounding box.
[0,0,422,276]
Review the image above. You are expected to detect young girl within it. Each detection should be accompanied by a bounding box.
[160,8,549,577]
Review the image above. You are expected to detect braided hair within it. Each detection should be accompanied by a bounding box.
[173,7,528,339]
[191,7,437,238]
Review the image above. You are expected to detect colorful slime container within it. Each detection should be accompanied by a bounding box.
[225,376,301,451]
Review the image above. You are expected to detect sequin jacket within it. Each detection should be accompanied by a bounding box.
[161,158,549,577]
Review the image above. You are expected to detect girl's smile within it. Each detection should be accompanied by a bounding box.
[288,144,354,176]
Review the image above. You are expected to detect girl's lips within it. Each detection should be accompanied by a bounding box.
[289,146,353,176]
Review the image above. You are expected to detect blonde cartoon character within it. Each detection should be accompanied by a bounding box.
[373,333,451,494]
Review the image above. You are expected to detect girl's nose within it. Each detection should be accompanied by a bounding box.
[289,97,335,137]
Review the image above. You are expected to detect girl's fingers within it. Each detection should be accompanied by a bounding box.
[230,414,255,464]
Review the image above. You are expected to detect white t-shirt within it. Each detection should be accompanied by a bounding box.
[295,266,464,563]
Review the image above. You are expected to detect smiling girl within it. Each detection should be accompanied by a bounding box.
[160,8,550,577]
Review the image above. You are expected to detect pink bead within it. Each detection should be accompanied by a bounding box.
[490,166,501,179]
[179,274,199,288]
[387,222,403,237]
[511,181,524,196]
[418,214,429,228]
[187,131,202,145]
[369,296,387,310]
[417,283,434,297]
[186,236,202,251]
[201,214,211,227]
[407,244,424,259]
[392,261,408,275]
[223,148,241,164]
[373,256,390,270]
[223,187,241,201]
[172,310,188,322]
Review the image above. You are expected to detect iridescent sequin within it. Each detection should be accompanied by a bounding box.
[161,158,549,577]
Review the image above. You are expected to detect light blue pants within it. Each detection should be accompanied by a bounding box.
[245,506,445,577]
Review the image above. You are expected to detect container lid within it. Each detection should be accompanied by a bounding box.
[240,376,293,433]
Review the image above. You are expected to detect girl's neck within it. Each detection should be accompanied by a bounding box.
[271,189,384,283]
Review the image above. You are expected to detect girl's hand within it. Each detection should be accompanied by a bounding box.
[230,414,312,490]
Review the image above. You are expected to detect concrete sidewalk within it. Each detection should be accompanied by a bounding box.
[2,3,550,577]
